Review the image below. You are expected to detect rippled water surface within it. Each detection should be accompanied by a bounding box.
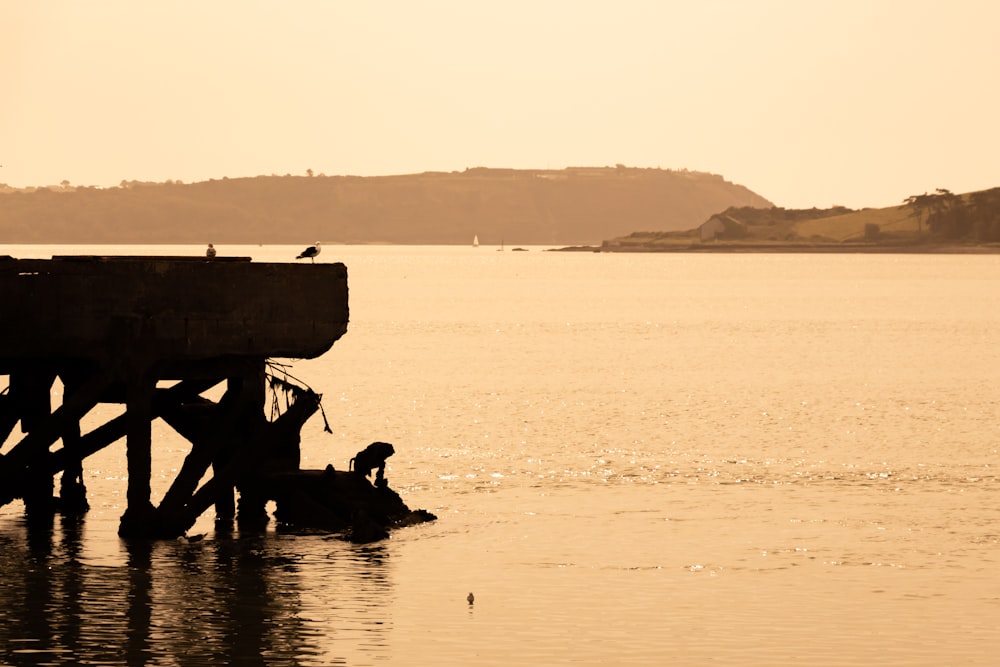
[1,245,998,665]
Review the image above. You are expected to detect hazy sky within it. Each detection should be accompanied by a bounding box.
[3,0,998,208]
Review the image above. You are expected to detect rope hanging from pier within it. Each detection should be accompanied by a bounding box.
[265,360,333,433]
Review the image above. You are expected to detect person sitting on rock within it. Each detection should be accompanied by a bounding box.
[350,441,395,486]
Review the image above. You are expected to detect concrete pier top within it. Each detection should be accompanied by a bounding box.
[0,255,349,368]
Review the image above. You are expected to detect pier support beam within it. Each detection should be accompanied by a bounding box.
[119,371,156,536]
[57,370,90,514]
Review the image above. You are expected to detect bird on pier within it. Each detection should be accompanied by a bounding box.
[296,242,321,263]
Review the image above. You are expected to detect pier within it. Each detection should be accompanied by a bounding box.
[0,254,352,538]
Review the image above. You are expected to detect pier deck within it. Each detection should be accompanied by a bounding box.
[0,255,350,537]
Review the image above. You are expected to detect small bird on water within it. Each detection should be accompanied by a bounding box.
[296,241,321,263]
[467,592,475,605]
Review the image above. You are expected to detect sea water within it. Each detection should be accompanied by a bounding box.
[0,245,998,665]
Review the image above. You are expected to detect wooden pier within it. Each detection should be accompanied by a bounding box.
[0,254,350,538]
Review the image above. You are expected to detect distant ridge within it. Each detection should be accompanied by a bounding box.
[0,167,771,245]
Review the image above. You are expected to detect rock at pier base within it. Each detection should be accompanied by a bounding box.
[253,465,436,543]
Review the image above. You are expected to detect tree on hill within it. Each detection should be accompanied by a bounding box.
[904,188,966,238]
[927,189,968,238]
[904,187,1000,241]
[969,187,1000,242]
[903,192,934,234]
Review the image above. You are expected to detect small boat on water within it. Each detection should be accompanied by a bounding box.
[473,235,479,247]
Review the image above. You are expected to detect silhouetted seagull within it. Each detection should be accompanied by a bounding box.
[296,242,321,263]
[467,592,475,605]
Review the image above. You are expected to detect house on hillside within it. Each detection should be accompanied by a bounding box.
[699,214,747,241]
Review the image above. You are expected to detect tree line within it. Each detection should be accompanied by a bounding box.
[903,187,1000,241]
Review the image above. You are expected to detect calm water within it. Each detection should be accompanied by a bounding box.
[1,245,998,666]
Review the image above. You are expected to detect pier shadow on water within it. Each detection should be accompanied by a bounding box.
[0,514,392,666]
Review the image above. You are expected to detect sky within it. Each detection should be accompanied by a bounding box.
[3,0,998,209]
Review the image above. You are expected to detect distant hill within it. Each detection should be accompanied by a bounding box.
[0,167,771,245]
[600,187,1000,252]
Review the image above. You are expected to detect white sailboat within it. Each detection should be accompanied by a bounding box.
[473,235,479,247]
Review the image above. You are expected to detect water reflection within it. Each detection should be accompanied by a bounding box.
[0,517,394,666]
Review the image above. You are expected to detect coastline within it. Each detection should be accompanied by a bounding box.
[550,242,1000,254]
